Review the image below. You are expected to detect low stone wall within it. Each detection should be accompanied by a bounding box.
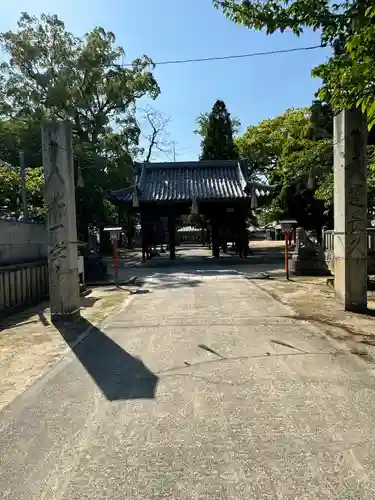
[0,260,49,319]
[0,219,47,265]
[325,250,375,275]
[323,229,375,275]
[325,250,334,274]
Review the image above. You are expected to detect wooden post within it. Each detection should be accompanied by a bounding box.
[140,210,147,262]
[168,213,176,260]
[211,218,220,258]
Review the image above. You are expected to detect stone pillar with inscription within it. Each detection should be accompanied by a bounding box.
[334,109,368,312]
[41,121,81,321]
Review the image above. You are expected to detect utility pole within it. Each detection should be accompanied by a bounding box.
[172,141,176,162]
[19,151,29,222]
[41,121,80,321]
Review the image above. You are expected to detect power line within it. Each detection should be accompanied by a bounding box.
[122,44,324,67]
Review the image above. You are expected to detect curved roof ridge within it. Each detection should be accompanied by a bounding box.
[135,160,240,170]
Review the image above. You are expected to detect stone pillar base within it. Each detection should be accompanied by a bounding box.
[289,253,331,276]
[51,309,81,324]
[334,256,368,313]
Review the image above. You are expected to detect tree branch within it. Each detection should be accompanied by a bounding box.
[140,106,172,162]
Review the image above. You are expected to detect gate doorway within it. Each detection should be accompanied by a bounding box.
[112,160,273,264]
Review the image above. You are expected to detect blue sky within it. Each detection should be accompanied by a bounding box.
[1,0,332,161]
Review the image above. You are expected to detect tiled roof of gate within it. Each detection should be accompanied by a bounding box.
[111,161,274,203]
[137,161,247,201]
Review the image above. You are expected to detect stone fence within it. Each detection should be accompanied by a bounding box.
[0,219,48,318]
[0,219,47,265]
[323,228,375,274]
[0,260,49,319]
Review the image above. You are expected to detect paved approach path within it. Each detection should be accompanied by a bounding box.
[1,272,375,499]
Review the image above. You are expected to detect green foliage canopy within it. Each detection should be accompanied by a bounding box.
[0,162,44,219]
[213,1,375,128]
[236,105,333,226]
[195,111,241,139]
[0,12,160,235]
[0,13,159,142]
[200,100,238,161]
[312,5,375,129]
[237,102,375,226]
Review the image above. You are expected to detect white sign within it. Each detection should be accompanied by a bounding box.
[280,219,297,232]
[103,227,122,241]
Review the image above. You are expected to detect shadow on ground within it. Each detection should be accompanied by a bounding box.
[54,317,158,401]
[0,304,50,331]
[80,296,101,308]
[0,294,104,332]
[140,251,285,269]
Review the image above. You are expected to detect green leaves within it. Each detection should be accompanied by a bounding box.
[343,6,375,128]
[236,105,334,224]
[195,111,241,138]
[0,12,159,142]
[212,1,375,224]
[0,162,44,219]
[213,1,375,129]
[236,107,319,179]
[312,4,375,126]
[213,1,335,38]
[237,101,375,226]
[0,12,162,233]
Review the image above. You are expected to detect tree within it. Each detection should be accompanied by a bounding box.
[312,5,375,129]
[237,107,313,181]
[139,106,173,162]
[237,106,334,229]
[0,162,44,219]
[310,100,333,140]
[0,116,44,169]
[200,100,238,160]
[0,13,159,141]
[213,1,375,128]
[0,162,21,216]
[237,101,375,229]
[0,12,160,237]
[195,111,241,138]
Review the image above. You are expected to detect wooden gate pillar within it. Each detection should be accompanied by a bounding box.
[168,213,176,260]
[140,209,147,262]
[211,218,220,258]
